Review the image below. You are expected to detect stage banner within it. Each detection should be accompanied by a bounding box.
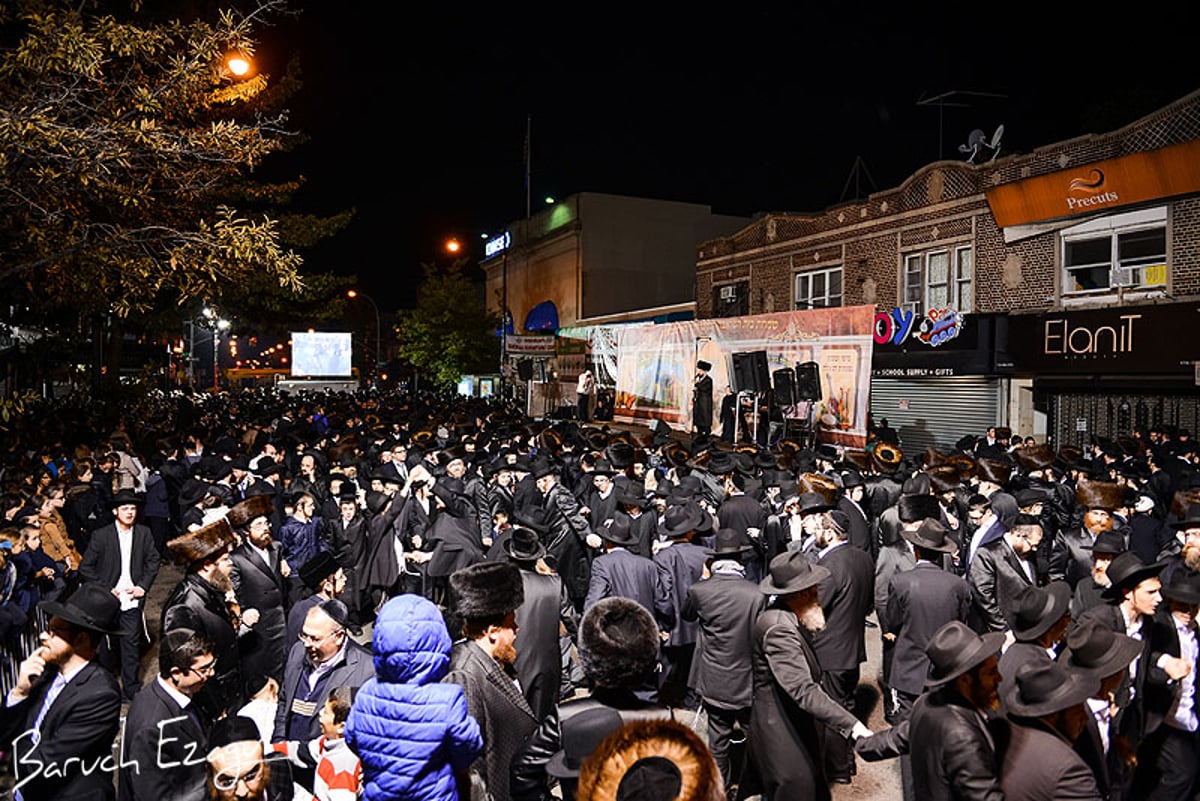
[609,306,875,449]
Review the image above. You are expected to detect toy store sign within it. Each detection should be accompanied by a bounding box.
[874,307,964,348]
[1009,303,1198,374]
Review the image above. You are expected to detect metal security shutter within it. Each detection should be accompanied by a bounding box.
[869,377,1003,455]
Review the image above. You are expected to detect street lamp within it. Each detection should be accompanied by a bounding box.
[347,289,381,381]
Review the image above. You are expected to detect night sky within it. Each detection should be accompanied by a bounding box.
[270,6,1198,310]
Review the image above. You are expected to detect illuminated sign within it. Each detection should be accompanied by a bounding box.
[485,232,511,258]
[873,307,964,348]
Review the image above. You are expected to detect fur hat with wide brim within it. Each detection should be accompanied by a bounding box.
[167,518,235,566]
[1076,478,1125,511]
[1013,444,1057,473]
[449,561,525,620]
[975,458,1014,487]
[225,494,275,530]
[797,472,839,505]
[578,597,660,688]
[576,718,724,801]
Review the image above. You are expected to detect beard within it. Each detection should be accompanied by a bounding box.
[493,640,517,667]
[1092,566,1112,588]
[799,603,827,633]
[208,569,234,594]
[1184,542,1200,573]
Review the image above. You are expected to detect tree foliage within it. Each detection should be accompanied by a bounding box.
[0,0,311,318]
[394,260,500,389]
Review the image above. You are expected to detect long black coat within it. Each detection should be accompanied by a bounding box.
[230,540,289,691]
[325,511,371,616]
[0,661,121,801]
[513,567,576,722]
[445,640,539,801]
[693,373,714,432]
[968,536,1035,633]
[541,482,593,604]
[682,570,765,709]
[909,687,1004,801]
[161,573,243,725]
[584,548,674,630]
[743,605,860,801]
[118,678,208,801]
[994,718,1102,801]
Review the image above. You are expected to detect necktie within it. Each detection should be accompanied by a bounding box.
[32,674,67,745]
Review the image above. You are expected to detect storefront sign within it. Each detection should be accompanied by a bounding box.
[872,366,958,377]
[1008,302,1200,374]
[985,139,1200,228]
[874,307,964,347]
[485,231,510,258]
[505,334,556,356]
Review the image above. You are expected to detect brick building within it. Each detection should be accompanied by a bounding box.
[696,89,1200,453]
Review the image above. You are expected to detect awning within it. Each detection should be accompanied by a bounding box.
[524,300,559,332]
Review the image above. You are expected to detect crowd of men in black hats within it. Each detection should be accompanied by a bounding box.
[1,387,1200,800]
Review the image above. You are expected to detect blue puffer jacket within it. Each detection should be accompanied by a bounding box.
[346,593,482,801]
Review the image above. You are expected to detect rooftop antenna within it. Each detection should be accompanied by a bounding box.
[917,89,1008,160]
[840,155,878,203]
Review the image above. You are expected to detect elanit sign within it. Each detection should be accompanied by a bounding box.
[485,232,510,258]
[1043,314,1141,356]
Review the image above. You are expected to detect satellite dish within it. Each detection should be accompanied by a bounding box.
[958,124,1005,163]
[987,124,1004,161]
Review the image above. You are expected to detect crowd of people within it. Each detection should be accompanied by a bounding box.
[0,386,1198,801]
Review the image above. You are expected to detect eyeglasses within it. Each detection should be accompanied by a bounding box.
[45,623,75,641]
[188,659,217,677]
[298,628,344,646]
[212,760,264,792]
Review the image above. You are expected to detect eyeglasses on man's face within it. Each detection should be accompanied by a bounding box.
[298,628,344,646]
[188,658,217,677]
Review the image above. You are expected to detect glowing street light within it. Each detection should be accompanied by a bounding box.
[225,51,252,78]
[445,238,461,254]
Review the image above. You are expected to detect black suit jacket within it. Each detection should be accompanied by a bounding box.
[886,562,971,696]
[813,542,875,671]
[273,638,375,742]
[682,571,765,709]
[0,660,122,801]
[78,523,160,604]
[118,679,207,801]
[231,541,289,689]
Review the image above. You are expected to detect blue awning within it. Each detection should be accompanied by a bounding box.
[524,300,559,332]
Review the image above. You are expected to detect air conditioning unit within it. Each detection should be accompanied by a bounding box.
[720,285,736,301]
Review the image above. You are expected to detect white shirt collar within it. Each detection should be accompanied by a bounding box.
[156,674,192,710]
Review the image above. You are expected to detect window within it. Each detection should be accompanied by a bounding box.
[794,267,842,309]
[713,281,749,318]
[1061,207,1167,293]
[903,246,972,316]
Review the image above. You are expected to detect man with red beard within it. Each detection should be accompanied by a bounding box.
[444,561,539,801]
[1050,478,1126,590]
[1161,502,1200,586]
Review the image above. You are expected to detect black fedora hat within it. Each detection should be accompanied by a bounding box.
[1092,530,1126,556]
[1161,569,1200,605]
[795,492,832,516]
[1009,581,1071,641]
[503,527,547,562]
[924,620,1005,688]
[705,450,737,477]
[661,502,706,538]
[546,706,624,779]
[591,459,617,478]
[597,516,640,548]
[901,518,958,555]
[1005,661,1099,718]
[705,528,752,559]
[110,488,145,508]
[40,582,121,635]
[1102,552,1164,599]
[759,550,830,596]
[1060,619,1144,679]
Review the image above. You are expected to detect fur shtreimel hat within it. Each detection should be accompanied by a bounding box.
[578,597,660,689]
[1013,444,1057,473]
[167,517,235,567]
[796,472,838,505]
[225,494,274,530]
[449,562,525,620]
[1076,478,1125,511]
[975,458,1014,487]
